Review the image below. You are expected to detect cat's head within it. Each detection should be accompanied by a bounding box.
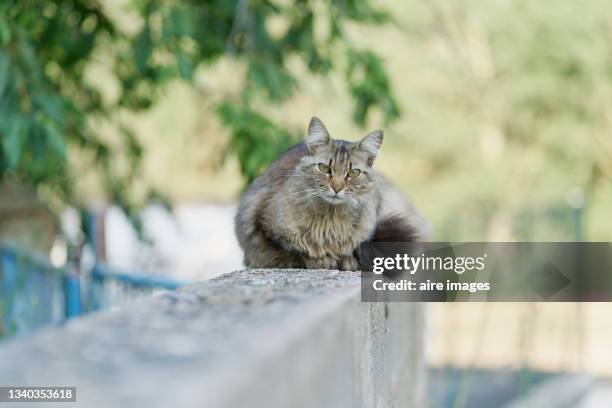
[298,117,383,205]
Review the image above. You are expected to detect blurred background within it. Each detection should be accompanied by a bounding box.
[1,0,612,406]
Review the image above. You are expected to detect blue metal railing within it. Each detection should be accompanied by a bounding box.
[92,264,185,290]
[88,263,186,311]
[0,243,65,339]
[0,242,186,341]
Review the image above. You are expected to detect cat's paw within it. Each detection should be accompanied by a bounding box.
[304,256,339,270]
[339,255,360,271]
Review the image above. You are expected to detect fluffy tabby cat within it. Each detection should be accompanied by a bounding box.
[235,117,429,270]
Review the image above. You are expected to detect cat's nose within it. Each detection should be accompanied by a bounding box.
[330,180,344,193]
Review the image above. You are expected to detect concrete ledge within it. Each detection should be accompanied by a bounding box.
[0,269,424,408]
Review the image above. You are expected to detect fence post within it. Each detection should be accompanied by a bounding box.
[64,245,82,319]
[0,248,18,336]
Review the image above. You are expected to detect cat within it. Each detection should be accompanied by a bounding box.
[234,117,430,271]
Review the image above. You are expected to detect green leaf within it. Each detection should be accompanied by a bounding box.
[170,7,194,37]
[0,51,9,97]
[0,19,10,46]
[134,26,152,74]
[33,92,65,125]
[177,52,193,80]
[2,119,27,168]
[43,121,66,159]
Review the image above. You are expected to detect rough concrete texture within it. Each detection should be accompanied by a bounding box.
[0,269,424,408]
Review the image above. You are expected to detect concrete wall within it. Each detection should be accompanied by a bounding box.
[0,269,424,408]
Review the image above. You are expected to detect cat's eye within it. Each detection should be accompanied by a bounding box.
[318,163,331,174]
[347,169,361,178]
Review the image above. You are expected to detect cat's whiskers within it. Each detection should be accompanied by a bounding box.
[346,194,367,217]
[287,187,320,194]
[294,187,333,205]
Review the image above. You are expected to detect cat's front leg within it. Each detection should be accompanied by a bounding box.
[304,256,339,270]
[339,254,359,271]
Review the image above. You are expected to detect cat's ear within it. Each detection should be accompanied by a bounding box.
[358,130,384,166]
[306,117,331,154]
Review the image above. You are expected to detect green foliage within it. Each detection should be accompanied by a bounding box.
[0,0,398,213]
[346,49,399,125]
[217,102,296,184]
[0,0,138,212]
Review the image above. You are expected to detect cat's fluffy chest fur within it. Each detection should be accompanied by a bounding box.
[270,188,379,259]
[235,117,429,271]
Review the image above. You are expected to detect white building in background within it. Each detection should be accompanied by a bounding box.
[104,204,243,281]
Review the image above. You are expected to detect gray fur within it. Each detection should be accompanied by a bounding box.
[235,117,430,271]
